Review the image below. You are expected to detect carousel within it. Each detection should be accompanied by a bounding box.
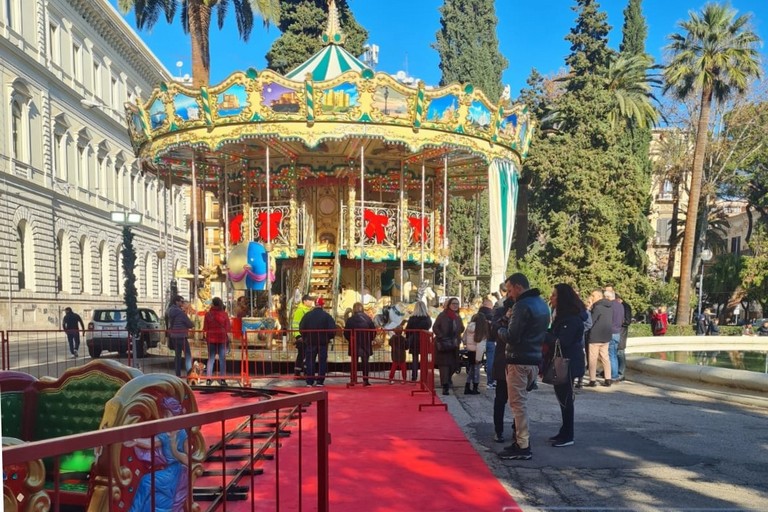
[125,0,531,331]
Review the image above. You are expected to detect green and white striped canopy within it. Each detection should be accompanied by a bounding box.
[285,45,369,82]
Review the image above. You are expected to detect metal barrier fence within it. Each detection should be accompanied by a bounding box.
[1,328,443,404]
[2,389,330,512]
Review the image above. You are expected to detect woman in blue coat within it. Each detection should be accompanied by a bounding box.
[546,283,586,447]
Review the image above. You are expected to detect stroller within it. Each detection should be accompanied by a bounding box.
[455,348,486,375]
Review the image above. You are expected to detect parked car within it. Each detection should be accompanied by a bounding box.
[85,308,162,358]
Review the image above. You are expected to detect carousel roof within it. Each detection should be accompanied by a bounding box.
[285,45,369,82]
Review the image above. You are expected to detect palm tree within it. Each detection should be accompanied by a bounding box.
[663,3,761,325]
[118,0,280,87]
[605,54,660,130]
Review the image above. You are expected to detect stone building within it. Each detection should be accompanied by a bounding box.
[0,0,189,330]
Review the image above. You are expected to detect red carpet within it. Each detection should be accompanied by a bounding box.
[196,383,520,512]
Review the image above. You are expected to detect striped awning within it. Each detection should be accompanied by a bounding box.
[285,45,369,82]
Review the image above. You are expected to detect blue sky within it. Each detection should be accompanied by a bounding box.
[109,0,768,97]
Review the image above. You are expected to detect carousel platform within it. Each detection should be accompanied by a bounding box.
[193,381,520,511]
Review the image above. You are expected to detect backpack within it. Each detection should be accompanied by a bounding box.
[652,318,663,334]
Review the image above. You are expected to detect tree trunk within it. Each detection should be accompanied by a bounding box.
[188,1,211,88]
[676,86,713,325]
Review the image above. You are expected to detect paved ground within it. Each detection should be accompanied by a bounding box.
[443,372,768,512]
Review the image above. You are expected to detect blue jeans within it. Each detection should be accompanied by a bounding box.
[172,337,192,377]
[609,334,620,380]
[206,342,227,378]
[305,342,328,385]
[410,351,420,381]
[485,341,496,386]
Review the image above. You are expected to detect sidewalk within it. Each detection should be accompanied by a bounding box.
[442,374,768,511]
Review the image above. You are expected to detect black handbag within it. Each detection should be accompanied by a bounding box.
[542,340,570,386]
[436,337,458,352]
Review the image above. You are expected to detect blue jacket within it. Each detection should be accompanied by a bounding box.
[499,288,549,366]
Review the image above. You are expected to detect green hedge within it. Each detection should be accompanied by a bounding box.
[628,324,741,337]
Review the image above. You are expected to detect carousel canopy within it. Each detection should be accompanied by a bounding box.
[285,44,369,82]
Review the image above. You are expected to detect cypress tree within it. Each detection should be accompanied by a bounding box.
[266,0,367,75]
[620,0,648,57]
[433,0,507,100]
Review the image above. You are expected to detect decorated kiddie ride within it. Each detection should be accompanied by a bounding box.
[124,0,531,365]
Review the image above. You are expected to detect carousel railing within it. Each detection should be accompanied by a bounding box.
[403,209,435,252]
[249,201,292,247]
[342,201,400,249]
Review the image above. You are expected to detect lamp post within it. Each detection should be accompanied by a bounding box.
[697,248,713,322]
[112,210,142,367]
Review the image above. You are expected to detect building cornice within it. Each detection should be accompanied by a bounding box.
[66,0,172,86]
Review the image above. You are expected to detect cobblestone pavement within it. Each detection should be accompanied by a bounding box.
[443,372,768,512]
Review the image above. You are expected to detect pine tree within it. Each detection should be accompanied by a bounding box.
[433,0,507,100]
[266,0,367,75]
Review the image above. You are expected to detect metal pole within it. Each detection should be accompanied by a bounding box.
[420,160,425,284]
[191,156,199,302]
[399,161,404,302]
[266,145,272,310]
[697,264,704,322]
[443,156,448,293]
[224,162,230,311]
[360,145,365,295]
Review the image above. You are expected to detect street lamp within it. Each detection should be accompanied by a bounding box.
[697,248,713,322]
[112,210,142,367]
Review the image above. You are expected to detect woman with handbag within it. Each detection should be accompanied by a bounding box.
[546,283,586,447]
[432,298,464,395]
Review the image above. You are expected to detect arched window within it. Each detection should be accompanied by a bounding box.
[99,241,109,295]
[55,230,71,292]
[144,252,152,298]
[15,223,25,290]
[78,236,86,293]
[11,100,22,160]
[115,247,122,297]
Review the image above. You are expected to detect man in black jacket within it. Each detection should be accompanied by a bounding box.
[62,307,85,358]
[299,298,337,386]
[497,273,549,460]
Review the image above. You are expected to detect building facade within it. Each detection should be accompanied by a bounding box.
[0,0,189,330]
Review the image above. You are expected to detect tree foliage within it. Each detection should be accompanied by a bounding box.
[266,0,367,74]
[433,0,507,100]
[446,194,490,298]
[121,226,139,336]
[520,0,653,313]
[741,226,768,316]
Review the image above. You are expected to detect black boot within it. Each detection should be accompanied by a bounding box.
[603,379,612,387]
[472,383,480,394]
[464,383,472,395]
[442,384,449,396]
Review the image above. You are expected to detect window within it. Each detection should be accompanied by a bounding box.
[77,145,85,186]
[72,43,82,82]
[15,224,25,290]
[115,248,122,296]
[53,133,62,178]
[731,236,742,255]
[93,62,102,97]
[656,218,672,245]
[48,23,59,64]
[11,100,21,160]
[111,77,119,108]
[660,179,673,200]
[55,231,64,292]
[79,236,91,294]
[99,241,109,295]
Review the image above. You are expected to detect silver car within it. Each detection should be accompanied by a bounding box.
[85,308,162,358]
